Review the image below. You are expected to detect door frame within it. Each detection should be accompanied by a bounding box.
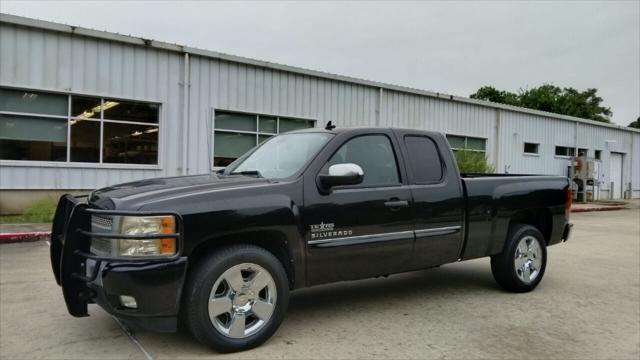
[301,128,415,285]
[609,152,624,199]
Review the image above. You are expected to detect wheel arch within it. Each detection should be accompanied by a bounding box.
[508,208,553,244]
[187,231,296,289]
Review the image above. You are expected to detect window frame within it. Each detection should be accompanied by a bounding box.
[577,148,589,157]
[211,108,316,170]
[445,134,487,153]
[554,145,576,158]
[523,142,540,156]
[403,135,446,185]
[594,150,602,161]
[319,133,404,190]
[0,85,162,169]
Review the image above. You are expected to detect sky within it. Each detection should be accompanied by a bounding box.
[2,0,639,126]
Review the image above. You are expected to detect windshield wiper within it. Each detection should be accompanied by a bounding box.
[229,170,263,178]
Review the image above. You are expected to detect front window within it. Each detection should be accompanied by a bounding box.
[324,134,400,186]
[226,133,332,179]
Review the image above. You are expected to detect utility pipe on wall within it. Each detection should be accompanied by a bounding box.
[376,87,384,127]
[494,109,501,173]
[181,52,190,175]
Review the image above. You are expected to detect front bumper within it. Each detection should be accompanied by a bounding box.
[50,195,187,332]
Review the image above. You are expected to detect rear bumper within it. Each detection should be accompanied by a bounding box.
[50,194,187,332]
[562,223,573,242]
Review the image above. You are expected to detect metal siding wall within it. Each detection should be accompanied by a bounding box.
[633,133,640,197]
[499,111,639,198]
[380,92,497,163]
[577,123,635,196]
[1,24,638,199]
[499,111,576,175]
[185,57,381,174]
[187,57,497,174]
[0,23,185,190]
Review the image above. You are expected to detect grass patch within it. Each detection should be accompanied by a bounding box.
[0,197,57,224]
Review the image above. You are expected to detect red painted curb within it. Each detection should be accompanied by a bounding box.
[571,206,626,213]
[0,231,51,244]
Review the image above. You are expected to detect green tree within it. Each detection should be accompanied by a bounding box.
[469,86,519,106]
[628,116,640,129]
[470,84,612,123]
[453,148,495,174]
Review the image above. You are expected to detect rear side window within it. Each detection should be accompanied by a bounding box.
[404,136,443,183]
[326,134,400,186]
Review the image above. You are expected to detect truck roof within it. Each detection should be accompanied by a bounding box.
[289,126,442,137]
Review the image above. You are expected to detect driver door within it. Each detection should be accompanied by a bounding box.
[302,131,415,285]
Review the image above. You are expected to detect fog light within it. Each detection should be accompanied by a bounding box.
[119,295,138,309]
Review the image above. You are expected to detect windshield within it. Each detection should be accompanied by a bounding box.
[225,132,333,179]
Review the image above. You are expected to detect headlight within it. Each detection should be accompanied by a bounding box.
[90,215,177,257]
[118,216,177,256]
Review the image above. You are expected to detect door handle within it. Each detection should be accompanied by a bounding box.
[384,199,409,210]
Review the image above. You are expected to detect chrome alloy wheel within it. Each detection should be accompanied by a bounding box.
[514,236,543,284]
[208,263,277,339]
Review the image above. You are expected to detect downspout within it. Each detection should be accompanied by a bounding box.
[494,108,501,173]
[376,87,384,127]
[181,52,190,175]
[574,121,579,156]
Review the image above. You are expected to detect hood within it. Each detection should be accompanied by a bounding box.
[89,173,271,210]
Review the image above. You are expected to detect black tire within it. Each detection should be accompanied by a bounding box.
[490,223,547,293]
[183,244,289,352]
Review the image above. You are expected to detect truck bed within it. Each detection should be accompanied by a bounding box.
[460,175,570,260]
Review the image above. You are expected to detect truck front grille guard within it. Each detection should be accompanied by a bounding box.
[50,194,184,317]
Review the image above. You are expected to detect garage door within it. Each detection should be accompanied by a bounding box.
[609,152,623,199]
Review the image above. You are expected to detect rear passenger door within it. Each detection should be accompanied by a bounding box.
[396,131,465,268]
[303,130,415,285]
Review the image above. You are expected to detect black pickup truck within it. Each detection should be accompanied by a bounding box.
[51,127,572,352]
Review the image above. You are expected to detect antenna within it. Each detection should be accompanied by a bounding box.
[325,121,336,130]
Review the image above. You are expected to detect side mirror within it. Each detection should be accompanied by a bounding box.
[318,163,364,191]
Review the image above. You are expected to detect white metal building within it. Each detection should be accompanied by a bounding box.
[1,14,638,213]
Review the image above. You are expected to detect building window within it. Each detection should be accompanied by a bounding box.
[0,89,68,161]
[0,87,160,165]
[446,134,486,153]
[524,142,539,155]
[213,111,315,167]
[594,150,602,160]
[555,146,575,157]
[577,148,588,157]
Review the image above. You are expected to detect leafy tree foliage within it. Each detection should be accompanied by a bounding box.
[453,148,495,174]
[470,84,612,123]
[628,117,640,129]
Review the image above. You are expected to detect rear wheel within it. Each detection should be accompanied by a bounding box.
[183,245,289,352]
[490,224,547,292]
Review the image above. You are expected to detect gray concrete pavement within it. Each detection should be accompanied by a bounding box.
[1,209,638,359]
[0,223,51,233]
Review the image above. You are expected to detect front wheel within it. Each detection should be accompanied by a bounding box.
[490,224,547,292]
[183,245,289,352]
